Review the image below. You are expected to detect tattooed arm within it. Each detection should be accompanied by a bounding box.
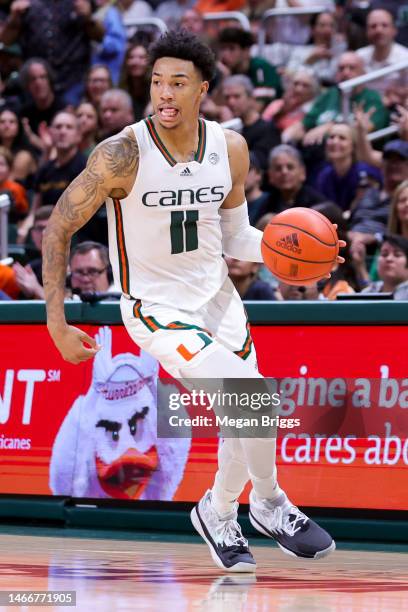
[42,129,139,364]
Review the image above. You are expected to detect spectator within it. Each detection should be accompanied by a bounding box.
[99,88,134,139]
[116,0,153,39]
[68,241,115,297]
[0,0,104,105]
[155,0,195,30]
[217,28,282,101]
[0,107,36,182]
[360,234,408,299]
[262,144,326,215]
[266,0,335,46]
[286,11,346,85]
[121,42,150,121]
[0,262,19,299]
[315,122,383,212]
[312,201,360,298]
[349,139,408,256]
[356,9,408,99]
[388,178,408,238]
[225,256,278,300]
[0,145,28,222]
[179,9,207,39]
[262,70,319,136]
[76,102,98,157]
[286,52,389,146]
[19,58,65,136]
[277,281,321,300]
[85,64,113,110]
[32,111,86,209]
[92,0,127,86]
[222,75,280,169]
[12,205,53,299]
[245,152,269,226]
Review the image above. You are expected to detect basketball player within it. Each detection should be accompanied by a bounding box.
[43,31,344,572]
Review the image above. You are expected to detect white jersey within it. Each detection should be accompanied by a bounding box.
[106,118,233,310]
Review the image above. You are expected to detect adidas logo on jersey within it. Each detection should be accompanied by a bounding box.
[276,233,302,254]
[180,167,192,176]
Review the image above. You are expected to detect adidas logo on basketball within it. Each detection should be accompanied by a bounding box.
[276,233,302,254]
[180,167,192,176]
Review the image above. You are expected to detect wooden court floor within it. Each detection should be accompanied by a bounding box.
[0,531,407,611]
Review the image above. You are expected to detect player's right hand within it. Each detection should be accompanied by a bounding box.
[50,325,101,364]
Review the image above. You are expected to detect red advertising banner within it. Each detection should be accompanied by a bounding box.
[0,323,407,510]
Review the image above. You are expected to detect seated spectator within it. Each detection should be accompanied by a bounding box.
[179,9,207,40]
[218,28,282,101]
[262,70,319,135]
[349,139,408,253]
[155,0,195,30]
[286,52,389,146]
[85,64,113,110]
[356,9,408,100]
[76,102,98,158]
[246,152,269,226]
[388,178,408,238]
[19,58,65,139]
[0,0,104,106]
[315,122,383,212]
[360,234,408,299]
[0,107,36,182]
[222,75,280,169]
[17,111,86,244]
[260,145,326,216]
[277,281,321,300]
[117,0,153,39]
[225,256,278,300]
[92,0,127,86]
[68,241,116,297]
[0,146,28,222]
[352,178,408,284]
[286,11,346,85]
[99,88,134,139]
[266,0,335,46]
[120,42,150,121]
[312,201,361,298]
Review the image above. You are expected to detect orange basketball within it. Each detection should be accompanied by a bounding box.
[261,207,339,286]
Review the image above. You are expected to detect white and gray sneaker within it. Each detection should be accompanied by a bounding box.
[191,490,256,572]
[249,490,335,559]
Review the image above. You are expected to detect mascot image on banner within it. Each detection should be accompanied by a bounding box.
[49,327,191,500]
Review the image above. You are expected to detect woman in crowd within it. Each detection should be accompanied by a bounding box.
[76,102,98,158]
[121,42,150,121]
[286,11,346,85]
[315,122,383,213]
[0,107,37,183]
[262,70,319,136]
[84,65,113,110]
[360,234,408,300]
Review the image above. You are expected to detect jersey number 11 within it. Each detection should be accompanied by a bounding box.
[170,210,199,254]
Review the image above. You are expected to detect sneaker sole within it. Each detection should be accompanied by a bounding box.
[249,511,336,560]
[191,506,257,573]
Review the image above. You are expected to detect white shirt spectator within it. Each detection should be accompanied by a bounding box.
[356,42,408,95]
[120,0,153,38]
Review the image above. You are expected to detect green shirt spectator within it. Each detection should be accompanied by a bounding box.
[303,86,389,131]
[248,57,282,98]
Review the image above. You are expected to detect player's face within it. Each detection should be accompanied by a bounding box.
[378,243,408,285]
[151,57,208,129]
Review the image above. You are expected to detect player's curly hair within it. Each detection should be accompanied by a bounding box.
[148,30,216,82]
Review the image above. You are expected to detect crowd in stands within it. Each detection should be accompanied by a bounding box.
[0,0,408,301]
